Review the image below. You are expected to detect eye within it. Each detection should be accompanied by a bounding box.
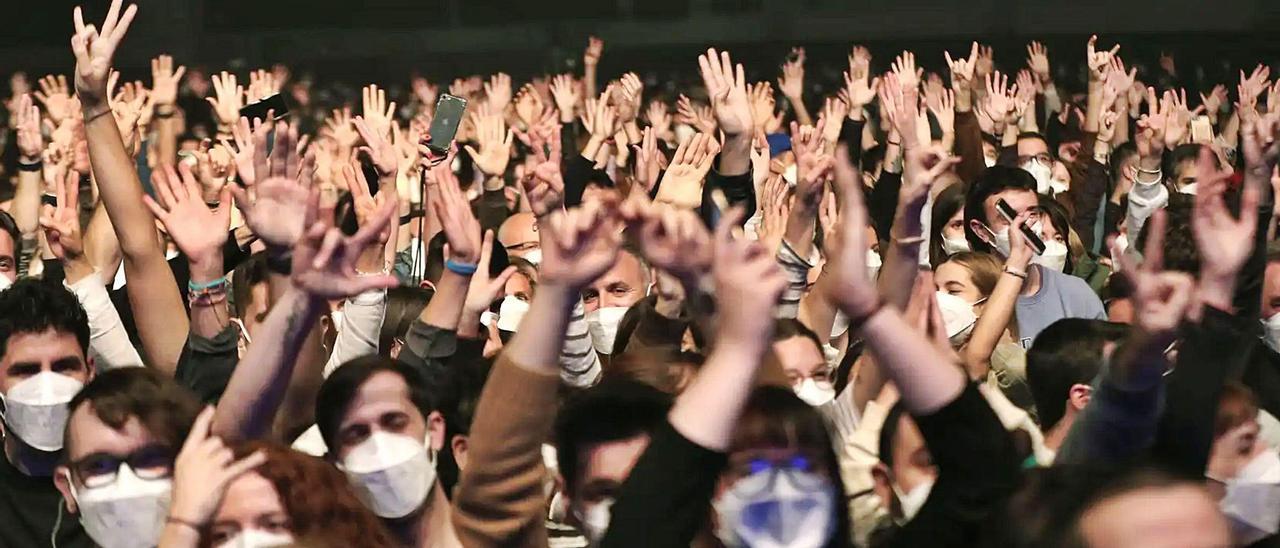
[340,424,370,448]
[581,290,599,303]
[381,413,410,432]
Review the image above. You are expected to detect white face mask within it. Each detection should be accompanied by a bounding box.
[866,249,883,281]
[1031,240,1069,272]
[984,155,997,168]
[941,235,971,256]
[340,431,436,519]
[1221,449,1280,545]
[0,273,12,291]
[586,306,629,355]
[0,371,84,451]
[497,296,530,332]
[792,377,836,407]
[935,291,977,346]
[782,163,798,187]
[988,226,1012,257]
[1262,313,1280,353]
[712,467,836,548]
[1049,179,1069,195]
[521,248,543,266]
[215,529,297,548]
[1178,182,1198,195]
[1111,233,1130,273]
[830,311,850,339]
[893,477,934,523]
[574,497,614,546]
[1021,159,1053,194]
[69,464,172,548]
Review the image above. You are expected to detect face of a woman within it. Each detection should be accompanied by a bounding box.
[941,209,966,241]
[1038,217,1067,245]
[934,261,984,304]
[210,471,294,545]
[504,271,534,302]
[718,443,834,498]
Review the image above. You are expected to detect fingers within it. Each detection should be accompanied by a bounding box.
[221,450,268,482]
[180,406,217,454]
[1143,209,1167,272]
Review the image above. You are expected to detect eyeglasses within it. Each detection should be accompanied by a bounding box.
[1018,153,1053,165]
[70,445,175,489]
[727,458,829,497]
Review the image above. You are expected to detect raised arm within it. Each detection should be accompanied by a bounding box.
[699,48,753,178]
[961,211,1034,380]
[150,55,185,167]
[777,47,812,126]
[72,1,189,374]
[11,94,45,243]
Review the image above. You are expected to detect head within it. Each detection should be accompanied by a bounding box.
[928,182,970,266]
[1036,195,1076,275]
[934,251,1002,310]
[497,212,541,263]
[315,356,445,462]
[582,248,649,313]
[871,403,935,522]
[714,387,850,548]
[1026,319,1128,437]
[209,441,397,548]
[1016,132,1051,165]
[231,253,271,345]
[1074,469,1229,548]
[771,319,833,406]
[1110,142,1139,190]
[0,210,18,284]
[1260,241,1280,320]
[1139,193,1198,275]
[1167,144,1206,193]
[377,287,433,359]
[55,368,202,516]
[0,278,93,393]
[555,379,671,534]
[964,166,1041,254]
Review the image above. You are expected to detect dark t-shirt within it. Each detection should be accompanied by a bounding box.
[0,447,93,548]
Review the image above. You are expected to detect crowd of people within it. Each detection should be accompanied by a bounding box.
[1,1,1279,547]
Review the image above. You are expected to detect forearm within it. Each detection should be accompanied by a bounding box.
[858,307,966,415]
[1083,84,1103,133]
[68,272,144,369]
[787,95,812,126]
[123,256,189,375]
[717,132,752,177]
[84,106,166,261]
[880,202,926,311]
[669,333,769,451]
[954,111,986,184]
[12,170,42,237]
[419,270,470,330]
[188,256,230,339]
[156,114,177,168]
[322,289,387,377]
[962,269,1023,379]
[776,241,813,320]
[782,209,817,261]
[84,201,123,286]
[212,287,324,441]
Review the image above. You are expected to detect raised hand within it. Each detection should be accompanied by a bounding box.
[70,0,138,107]
[1162,89,1199,150]
[777,47,806,100]
[166,408,267,531]
[1240,110,1280,192]
[928,88,956,136]
[463,231,518,317]
[550,74,581,123]
[412,77,439,109]
[485,73,513,112]
[324,107,361,151]
[984,71,1019,125]
[1026,41,1051,83]
[712,207,788,341]
[34,75,74,124]
[1200,84,1228,119]
[245,69,277,103]
[14,94,43,162]
[1192,147,1259,287]
[39,170,85,261]
[974,44,995,81]
[523,125,566,217]
[820,97,849,147]
[291,186,399,299]
[538,196,624,290]
[697,48,752,136]
[634,126,662,194]
[1086,35,1120,83]
[514,83,547,129]
[207,72,244,128]
[582,91,619,142]
[655,133,719,208]
[614,72,644,124]
[430,153,483,264]
[791,120,833,212]
[360,84,397,141]
[1110,211,1194,334]
[150,54,186,107]
[755,174,790,255]
[463,104,514,178]
[676,94,717,134]
[945,42,980,90]
[621,195,713,283]
[902,145,961,210]
[223,115,271,187]
[842,55,879,113]
[583,36,604,68]
[891,51,921,92]
[822,147,880,317]
[1135,87,1168,159]
[1098,110,1120,144]
[228,121,312,248]
[646,100,673,141]
[353,114,399,179]
[143,162,232,267]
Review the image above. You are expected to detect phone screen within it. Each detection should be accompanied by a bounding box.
[239,93,289,122]
[995,199,1046,255]
[427,94,468,155]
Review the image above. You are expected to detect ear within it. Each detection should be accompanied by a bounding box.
[85,356,96,382]
[1068,383,1093,412]
[425,410,447,454]
[869,462,896,517]
[53,466,79,514]
[450,434,469,472]
[968,219,993,246]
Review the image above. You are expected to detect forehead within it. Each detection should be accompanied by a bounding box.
[1080,485,1229,548]
[341,371,417,427]
[0,228,14,258]
[1017,136,1049,155]
[216,471,284,521]
[591,252,644,289]
[983,188,1038,216]
[505,271,533,295]
[934,262,973,286]
[66,405,157,461]
[1,329,85,372]
[578,434,649,486]
[498,214,538,245]
[773,336,826,376]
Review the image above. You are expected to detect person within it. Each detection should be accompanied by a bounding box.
[1025,319,1128,457]
[963,166,1106,346]
[927,183,970,266]
[497,211,542,265]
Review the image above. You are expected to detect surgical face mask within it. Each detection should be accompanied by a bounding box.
[940,235,971,256]
[792,377,836,407]
[0,273,12,291]
[574,497,614,546]
[893,477,934,523]
[1178,182,1198,195]
[521,248,543,266]
[935,291,977,347]
[341,431,436,519]
[1031,240,1069,272]
[867,249,882,281]
[713,467,836,548]
[1049,179,1069,195]
[0,371,84,451]
[1020,159,1053,194]
[69,464,173,548]
[215,529,296,548]
[497,296,530,332]
[1220,449,1280,545]
[1263,312,1280,353]
[586,306,629,355]
[782,163,798,186]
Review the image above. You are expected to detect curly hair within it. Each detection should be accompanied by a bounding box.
[221,441,398,548]
[0,277,90,360]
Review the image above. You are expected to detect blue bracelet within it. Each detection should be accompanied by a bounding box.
[188,277,227,292]
[444,259,478,276]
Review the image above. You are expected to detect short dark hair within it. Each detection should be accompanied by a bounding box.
[65,367,203,454]
[0,210,19,259]
[315,355,443,452]
[555,378,671,493]
[963,166,1039,253]
[0,278,90,360]
[1026,319,1129,430]
[1165,143,1205,182]
[1109,142,1138,185]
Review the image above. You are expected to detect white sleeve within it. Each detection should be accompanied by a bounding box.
[67,273,143,369]
[775,240,813,320]
[559,298,602,388]
[1126,176,1169,242]
[322,288,387,378]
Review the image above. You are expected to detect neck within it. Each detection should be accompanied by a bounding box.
[389,483,457,548]
[4,434,61,477]
[1019,264,1043,297]
[1044,414,1074,452]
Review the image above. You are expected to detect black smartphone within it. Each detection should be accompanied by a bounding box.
[239,93,289,122]
[995,199,1046,255]
[426,94,467,155]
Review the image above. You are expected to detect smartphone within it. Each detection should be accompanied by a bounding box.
[427,94,468,155]
[995,199,1046,255]
[239,93,289,122]
[1190,115,1214,145]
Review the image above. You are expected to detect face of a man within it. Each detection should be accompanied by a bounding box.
[55,409,168,512]
[0,229,16,284]
[1078,484,1229,548]
[1172,158,1198,192]
[1261,262,1280,320]
[1,329,90,393]
[570,434,649,509]
[333,371,444,461]
[582,252,646,313]
[976,188,1040,237]
[1016,136,1051,164]
[498,213,540,261]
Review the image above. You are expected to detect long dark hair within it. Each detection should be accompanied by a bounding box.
[929,182,969,268]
